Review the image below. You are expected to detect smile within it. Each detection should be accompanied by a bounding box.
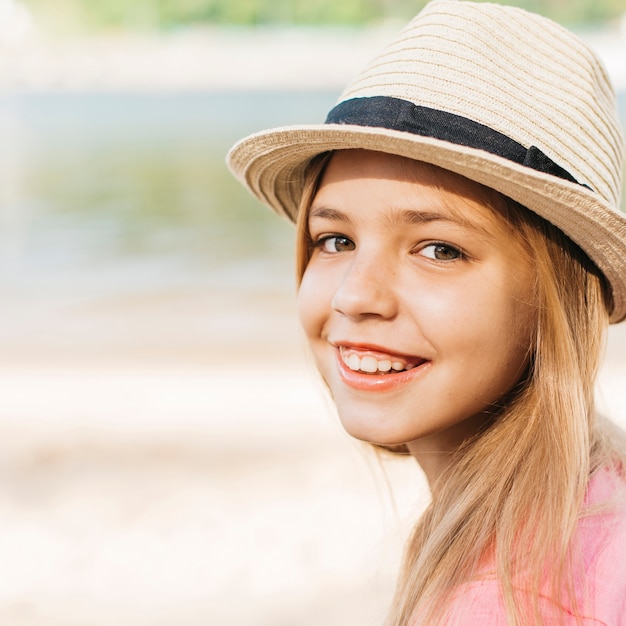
[339,346,420,374]
[336,346,429,391]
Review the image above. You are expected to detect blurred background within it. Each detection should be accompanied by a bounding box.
[0,1,624,624]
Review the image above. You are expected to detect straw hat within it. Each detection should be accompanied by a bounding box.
[227,0,626,322]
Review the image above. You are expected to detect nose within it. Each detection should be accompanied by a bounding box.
[331,252,398,320]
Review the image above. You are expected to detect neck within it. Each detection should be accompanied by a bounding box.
[406,412,493,487]
[407,438,455,487]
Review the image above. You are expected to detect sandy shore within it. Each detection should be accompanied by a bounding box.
[0,285,622,624]
[0,362,414,625]
[0,283,415,625]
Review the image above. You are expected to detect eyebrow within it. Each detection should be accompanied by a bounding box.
[308,206,354,224]
[308,205,487,232]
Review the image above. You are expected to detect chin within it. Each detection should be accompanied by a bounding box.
[338,416,417,448]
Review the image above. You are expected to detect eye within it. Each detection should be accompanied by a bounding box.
[316,235,355,253]
[419,242,463,261]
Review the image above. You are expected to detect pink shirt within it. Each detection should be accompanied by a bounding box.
[433,468,626,625]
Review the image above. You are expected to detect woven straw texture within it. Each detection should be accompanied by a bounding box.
[227,0,626,322]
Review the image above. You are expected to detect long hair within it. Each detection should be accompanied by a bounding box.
[294,152,625,625]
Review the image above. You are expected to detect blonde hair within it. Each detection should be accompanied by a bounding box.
[295,152,625,625]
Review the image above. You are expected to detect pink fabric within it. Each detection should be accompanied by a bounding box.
[420,468,626,624]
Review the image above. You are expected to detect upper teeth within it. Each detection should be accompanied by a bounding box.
[343,352,412,374]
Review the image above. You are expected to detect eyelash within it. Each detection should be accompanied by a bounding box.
[312,235,355,253]
[312,235,465,262]
[418,242,465,261]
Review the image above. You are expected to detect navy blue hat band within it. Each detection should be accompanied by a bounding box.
[325,96,587,189]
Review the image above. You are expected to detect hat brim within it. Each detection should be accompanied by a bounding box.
[227,123,626,323]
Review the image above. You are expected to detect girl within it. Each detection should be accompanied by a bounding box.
[227,1,626,624]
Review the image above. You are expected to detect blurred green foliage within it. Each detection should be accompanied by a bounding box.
[22,0,626,31]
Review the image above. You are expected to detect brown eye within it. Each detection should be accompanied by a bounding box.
[420,243,462,261]
[321,236,355,253]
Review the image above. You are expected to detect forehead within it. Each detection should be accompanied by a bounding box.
[311,149,512,234]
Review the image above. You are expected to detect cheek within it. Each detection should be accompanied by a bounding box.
[503,299,536,371]
[427,270,535,373]
[467,282,536,387]
[498,269,537,362]
[297,265,330,341]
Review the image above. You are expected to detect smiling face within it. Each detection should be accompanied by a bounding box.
[297,150,537,480]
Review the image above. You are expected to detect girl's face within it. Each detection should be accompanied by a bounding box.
[297,150,536,474]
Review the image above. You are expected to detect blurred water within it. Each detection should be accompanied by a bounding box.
[0,91,339,294]
[0,89,624,297]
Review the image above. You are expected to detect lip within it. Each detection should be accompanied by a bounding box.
[334,344,430,392]
[333,341,423,362]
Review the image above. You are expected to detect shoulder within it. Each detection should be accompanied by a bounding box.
[441,578,507,625]
[440,468,626,626]
[576,466,626,625]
